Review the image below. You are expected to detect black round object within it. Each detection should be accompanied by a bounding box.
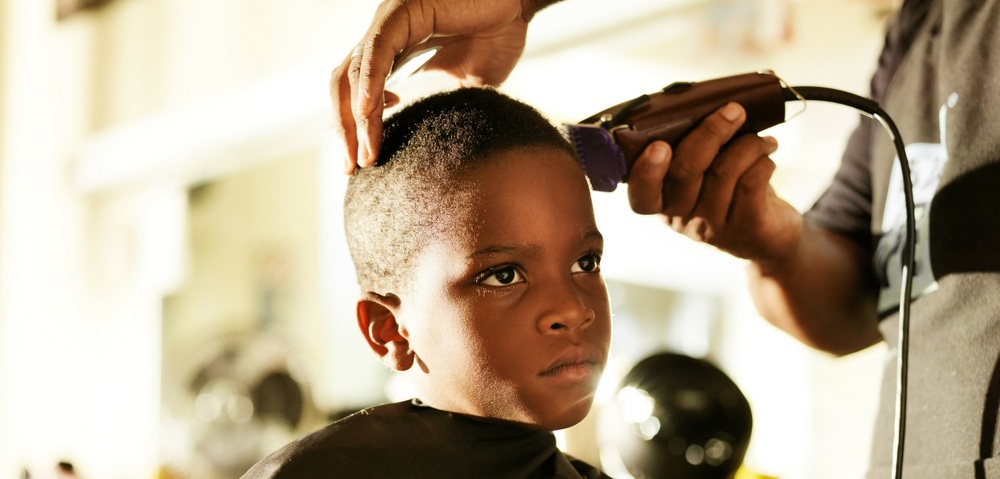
[604,352,752,479]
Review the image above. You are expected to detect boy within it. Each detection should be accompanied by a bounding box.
[242,87,612,478]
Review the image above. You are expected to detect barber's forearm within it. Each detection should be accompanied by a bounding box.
[747,223,881,356]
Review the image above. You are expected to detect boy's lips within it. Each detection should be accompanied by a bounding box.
[539,348,604,382]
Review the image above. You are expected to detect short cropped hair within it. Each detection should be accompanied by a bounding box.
[344,87,579,293]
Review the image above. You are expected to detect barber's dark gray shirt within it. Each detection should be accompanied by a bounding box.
[807,0,1000,476]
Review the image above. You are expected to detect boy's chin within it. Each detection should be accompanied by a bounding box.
[528,396,597,432]
[418,389,598,431]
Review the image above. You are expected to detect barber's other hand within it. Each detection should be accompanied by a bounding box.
[626,103,803,263]
[333,0,548,173]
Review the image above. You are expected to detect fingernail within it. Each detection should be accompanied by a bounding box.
[650,142,669,164]
[721,103,742,122]
[763,135,778,153]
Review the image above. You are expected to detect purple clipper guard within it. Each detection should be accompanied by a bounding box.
[565,124,627,192]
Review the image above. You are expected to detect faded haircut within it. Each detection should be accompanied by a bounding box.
[343,87,579,293]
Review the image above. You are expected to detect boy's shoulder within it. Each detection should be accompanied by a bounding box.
[240,400,438,477]
[240,399,609,479]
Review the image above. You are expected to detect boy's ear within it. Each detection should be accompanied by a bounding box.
[356,292,414,372]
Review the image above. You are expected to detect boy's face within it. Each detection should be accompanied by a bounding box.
[397,145,611,431]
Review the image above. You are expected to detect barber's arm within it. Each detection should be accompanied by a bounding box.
[627,103,881,356]
[331,0,563,173]
[747,225,881,356]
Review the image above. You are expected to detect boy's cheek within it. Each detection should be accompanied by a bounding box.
[585,280,612,314]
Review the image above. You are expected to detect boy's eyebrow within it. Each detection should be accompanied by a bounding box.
[468,244,538,259]
[467,229,604,259]
[583,229,604,245]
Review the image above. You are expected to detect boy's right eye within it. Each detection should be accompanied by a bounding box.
[476,265,524,287]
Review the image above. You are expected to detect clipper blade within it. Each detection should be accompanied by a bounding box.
[565,124,627,192]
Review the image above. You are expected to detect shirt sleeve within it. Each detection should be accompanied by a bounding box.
[803,116,876,253]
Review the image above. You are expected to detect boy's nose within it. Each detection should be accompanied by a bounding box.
[537,281,595,334]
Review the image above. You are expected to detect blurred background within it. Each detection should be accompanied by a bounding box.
[0,0,898,477]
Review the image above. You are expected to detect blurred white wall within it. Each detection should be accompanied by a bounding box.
[0,0,895,478]
[0,1,372,477]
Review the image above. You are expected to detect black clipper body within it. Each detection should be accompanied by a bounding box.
[567,71,787,192]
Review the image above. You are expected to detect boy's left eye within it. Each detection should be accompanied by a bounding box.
[477,265,525,287]
[572,253,602,274]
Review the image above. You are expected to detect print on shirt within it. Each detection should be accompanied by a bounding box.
[875,93,957,316]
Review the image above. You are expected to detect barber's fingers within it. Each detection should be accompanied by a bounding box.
[729,154,779,228]
[345,46,385,170]
[332,39,381,172]
[331,56,359,173]
[626,103,749,216]
[334,73,398,174]
[337,1,534,172]
[344,2,437,169]
[667,153,780,259]
[689,135,779,229]
[660,103,746,218]
[719,155,784,258]
[668,154,779,257]
[349,41,389,169]
[627,141,672,214]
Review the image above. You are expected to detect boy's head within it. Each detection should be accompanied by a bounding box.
[344,87,611,431]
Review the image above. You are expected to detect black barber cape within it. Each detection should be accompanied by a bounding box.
[241,400,609,479]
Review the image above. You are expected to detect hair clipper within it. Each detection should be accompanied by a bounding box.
[565,71,787,192]
[565,70,918,479]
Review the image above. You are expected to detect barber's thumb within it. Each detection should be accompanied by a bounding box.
[645,141,670,165]
[627,141,671,214]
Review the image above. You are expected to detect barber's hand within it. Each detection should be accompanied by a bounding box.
[626,102,804,262]
[333,0,547,173]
